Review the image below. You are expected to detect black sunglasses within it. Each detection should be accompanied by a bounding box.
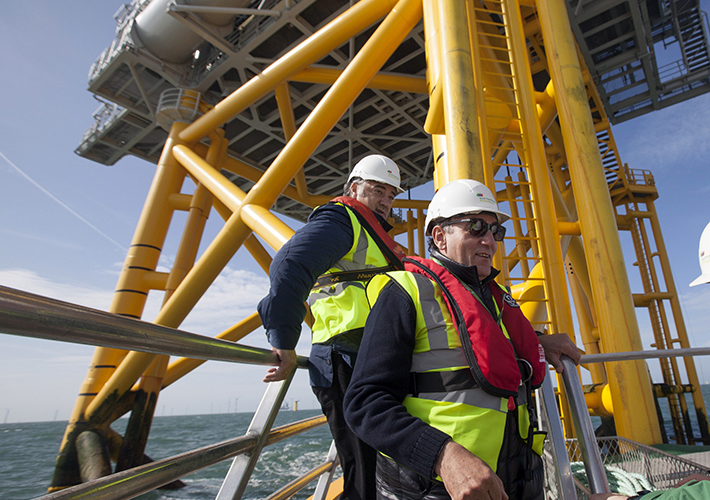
[439,218,507,241]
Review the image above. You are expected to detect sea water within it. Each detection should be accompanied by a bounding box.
[4,388,710,500]
[0,409,332,500]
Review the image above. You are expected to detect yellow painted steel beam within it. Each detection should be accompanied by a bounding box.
[422,0,449,190]
[583,383,614,418]
[632,292,675,307]
[168,192,193,211]
[291,67,427,94]
[274,83,309,200]
[164,183,213,301]
[537,0,661,444]
[569,267,608,384]
[557,221,581,235]
[503,0,575,340]
[211,195,275,275]
[179,0,401,143]
[466,0,496,190]
[241,204,294,251]
[173,145,296,248]
[436,0,484,181]
[217,152,331,208]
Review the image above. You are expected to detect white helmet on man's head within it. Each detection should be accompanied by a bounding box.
[425,179,510,235]
[690,222,710,287]
[348,154,404,193]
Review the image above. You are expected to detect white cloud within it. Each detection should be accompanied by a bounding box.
[0,268,114,310]
[0,267,319,422]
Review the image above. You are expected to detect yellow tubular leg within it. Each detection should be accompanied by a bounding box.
[537,0,661,444]
[502,0,575,338]
[422,0,448,190]
[436,0,484,182]
[274,83,309,199]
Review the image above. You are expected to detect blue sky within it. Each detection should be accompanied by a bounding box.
[1,1,710,423]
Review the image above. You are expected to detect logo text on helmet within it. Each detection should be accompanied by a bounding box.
[476,192,496,205]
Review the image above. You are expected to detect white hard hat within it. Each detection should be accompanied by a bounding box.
[348,155,404,193]
[690,222,710,287]
[425,179,510,235]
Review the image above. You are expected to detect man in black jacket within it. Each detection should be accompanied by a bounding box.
[344,179,579,500]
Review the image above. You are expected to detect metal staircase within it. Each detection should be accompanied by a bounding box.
[674,1,710,73]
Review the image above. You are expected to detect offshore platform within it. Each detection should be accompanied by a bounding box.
[21,0,710,495]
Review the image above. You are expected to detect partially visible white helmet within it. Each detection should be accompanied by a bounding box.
[690,222,710,287]
[348,155,404,193]
[425,179,510,235]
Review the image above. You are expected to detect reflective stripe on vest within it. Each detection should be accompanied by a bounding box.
[367,270,531,471]
[308,203,390,345]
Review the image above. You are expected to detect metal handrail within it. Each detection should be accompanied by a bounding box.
[539,371,579,499]
[34,415,327,500]
[559,356,611,495]
[7,282,710,499]
[581,347,710,363]
[0,285,307,369]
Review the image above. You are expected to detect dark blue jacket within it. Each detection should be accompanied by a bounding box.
[257,202,391,387]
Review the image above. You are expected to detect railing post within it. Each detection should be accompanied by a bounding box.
[560,355,610,495]
[216,373,296,500]
[539,372,578,499]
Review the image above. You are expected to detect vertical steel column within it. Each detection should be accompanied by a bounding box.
[503,0,575,338]
[435,0,484,182]
[274,83,309,199]
[49,122,190,491]
[117,130,225,472]
[537,0,661,444]
[422,0,449,189]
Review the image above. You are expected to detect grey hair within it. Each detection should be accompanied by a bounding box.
[343,177,366,196]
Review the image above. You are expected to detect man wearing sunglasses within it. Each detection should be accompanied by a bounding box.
[344,179,579,500]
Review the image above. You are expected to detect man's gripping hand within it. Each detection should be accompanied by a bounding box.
[434,440,508,500]
[263,348,297,382]
[538,333,581,373]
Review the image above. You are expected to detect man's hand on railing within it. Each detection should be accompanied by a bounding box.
[263,348,297,382]
[538,333,581,373]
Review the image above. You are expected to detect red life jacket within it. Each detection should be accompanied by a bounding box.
[404,256,546,398]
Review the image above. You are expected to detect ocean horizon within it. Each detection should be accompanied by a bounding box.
[3,387,710,499]
[1,409,333,500]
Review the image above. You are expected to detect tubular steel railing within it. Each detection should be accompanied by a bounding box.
[0,285,338,500]
[3,284,710,499]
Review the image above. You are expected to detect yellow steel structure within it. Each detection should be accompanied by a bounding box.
[51,0,710,491]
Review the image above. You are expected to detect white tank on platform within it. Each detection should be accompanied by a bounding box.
[133,0,254,64]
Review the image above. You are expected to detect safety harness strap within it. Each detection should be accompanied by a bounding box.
[312,265,394,290]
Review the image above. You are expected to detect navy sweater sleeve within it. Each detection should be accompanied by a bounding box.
[344,281,452,479]
[257,204,353,350]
